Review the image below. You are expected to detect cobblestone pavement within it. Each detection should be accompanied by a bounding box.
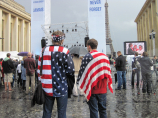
[0,72,158,118]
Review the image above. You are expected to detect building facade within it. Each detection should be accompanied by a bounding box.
[0,0,31,52]
[135,0,158,56]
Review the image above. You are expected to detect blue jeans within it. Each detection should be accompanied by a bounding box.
[117,71,126,89]
[43,93,68,118]
[88,94,107,118]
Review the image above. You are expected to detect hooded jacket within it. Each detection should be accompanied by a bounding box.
[137,56,153,73]
[2,57,14,73]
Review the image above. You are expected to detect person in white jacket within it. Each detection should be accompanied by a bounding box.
[17,62,22,87]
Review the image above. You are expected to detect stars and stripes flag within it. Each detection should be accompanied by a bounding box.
[77,50,113,100]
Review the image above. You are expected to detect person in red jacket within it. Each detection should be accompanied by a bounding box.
[0,58,4,85]
[77,39,113,118]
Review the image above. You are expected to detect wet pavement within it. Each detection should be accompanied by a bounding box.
[0,71,158,118]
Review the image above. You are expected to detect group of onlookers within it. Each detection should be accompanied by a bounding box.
[114,51,157,95]
[0,53,37,94]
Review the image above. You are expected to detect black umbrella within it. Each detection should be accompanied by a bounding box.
[69,46,88,57]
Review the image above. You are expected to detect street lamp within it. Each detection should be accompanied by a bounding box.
[149,30,156,56]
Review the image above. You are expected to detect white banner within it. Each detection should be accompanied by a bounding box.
[88,0,106,54]
[31,0,51,55]
[32,0,44,21]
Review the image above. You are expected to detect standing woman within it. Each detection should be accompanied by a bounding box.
[72,54,84,96]
[21,56,27,91]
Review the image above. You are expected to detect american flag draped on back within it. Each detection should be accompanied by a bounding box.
[77,50,113,100]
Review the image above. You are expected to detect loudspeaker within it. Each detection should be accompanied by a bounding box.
[84,37,89,47]
[113,52,116,58]
[41,38,46,48]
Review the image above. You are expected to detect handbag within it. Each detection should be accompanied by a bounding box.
[31,81,45,107]
[31,46,47,107]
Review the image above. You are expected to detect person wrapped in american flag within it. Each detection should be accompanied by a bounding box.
[77,39,113,118]
[37,31,75,118]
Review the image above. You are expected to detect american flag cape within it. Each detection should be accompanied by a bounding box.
[78,50,113,101]
[37,46,74,97]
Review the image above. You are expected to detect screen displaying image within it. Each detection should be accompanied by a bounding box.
[124,41,147,55]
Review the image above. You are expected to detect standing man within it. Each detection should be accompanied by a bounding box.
[115,51,126,90]
[137,52,153,94]
[24,52,36,95]
[131,52,140,88]
[2,53,14,92]
[128,43,135,55]
[38,31,75,118]
[152,56,158,78]
[77,39,113,118]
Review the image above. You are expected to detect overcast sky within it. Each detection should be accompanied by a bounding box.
[15,0,146,54]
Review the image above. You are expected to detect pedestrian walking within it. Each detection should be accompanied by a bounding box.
[2,53,14,92]
[137,52,153,94]
[38,30,75,118]
[21,56,27,91]
[24,52,36,95]
[17,61,22,87]
[131,52,140,88]
[115,51,126,90]
[77,39,113,118]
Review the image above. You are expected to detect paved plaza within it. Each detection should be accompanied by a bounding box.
[0,71,158,118]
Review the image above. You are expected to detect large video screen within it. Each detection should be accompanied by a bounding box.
[124,41,147,55]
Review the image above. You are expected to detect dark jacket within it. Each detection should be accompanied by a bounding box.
[2,57,14,73]
[115,55,126,71]
[128,48,134,55]
[24,57,36,76]
[137,56,153,73]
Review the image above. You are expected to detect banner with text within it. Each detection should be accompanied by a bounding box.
[88,0,106,54]
[31,0,51,55]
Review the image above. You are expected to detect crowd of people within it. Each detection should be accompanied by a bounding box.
[0,53,39,94]
[0,30,157,118]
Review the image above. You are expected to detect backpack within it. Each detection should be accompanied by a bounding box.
[134,58,140,69]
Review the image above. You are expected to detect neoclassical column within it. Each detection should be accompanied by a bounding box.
[146,10,150,54]
[4,13,11,51]
[0,9,2,51]
[155,0,158,55]
[144,11,147,45]
[20,20,24,52]
[139,19,142,41]
[26,22,30,52]
[12,17,18,51]
[141,17,144,41]
[138,20,141,41]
